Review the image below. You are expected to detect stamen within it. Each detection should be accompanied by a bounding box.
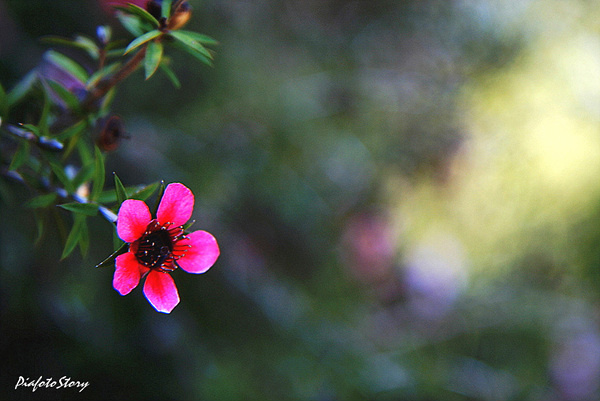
[133,219,189,272]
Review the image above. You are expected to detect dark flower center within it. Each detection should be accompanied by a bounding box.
[134,220,188,272]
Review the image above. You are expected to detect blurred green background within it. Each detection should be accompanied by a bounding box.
[2,0,600,400]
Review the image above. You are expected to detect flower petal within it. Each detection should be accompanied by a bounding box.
[117,199,151,243]
[177,230,220,274]
[143,270,180,313]
[157,183,194,227]
[113,252,145,295]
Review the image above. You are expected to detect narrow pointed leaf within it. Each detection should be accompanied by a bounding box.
[87,62,121,88]
[6,71,37,107]
[47,80,81,111]
[113,172,128,205]
[61,214,85,259]
[124,30,161,54]
[115,4,159,28]
[116,11,144,37]
[176,30,219,46]
[74,35,100,59]
[26,193,58,208]
[45,50,89,83]
[171,39,213,66]
[9,141,30,171]
[38,90,51,136]
[130,181,160,202]
[41,35,100,59]
[145,40,163,79]
[159,63,181,88]
[169,31,213,60]
[151,180,166,215]
[91,146,105,201]
[56,121,86,141]
[162,0,173,18]
[58,202,99,216]
[50,161,74,193]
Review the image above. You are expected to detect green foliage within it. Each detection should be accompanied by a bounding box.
[113,172,128,205]
[8,141,29,171]
[41,35,100,60]
[5,70,37,107]
[145,40,164,79]
[25,193,58,208]
[58,202,100,216]
[91,146,105,201]
[47,80,81,111]
[169,30,213,65]
[124,30,161,54]
[44,50,89,83]
[115,4,160,29]
[161,0,173,19]
[61,213,87,259]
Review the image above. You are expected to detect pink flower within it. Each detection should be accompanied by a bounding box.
[113,183,219,313]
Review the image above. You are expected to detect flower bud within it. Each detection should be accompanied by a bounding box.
[96,25,112,45]
[96,115,127,152]
[168,1,192,30]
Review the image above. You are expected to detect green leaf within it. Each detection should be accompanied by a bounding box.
[91,146,105,201]
[144,40,163,79]
[38,90,51,136]
[74,35,100,59]
[56,120,86,141]
[151,180,166,215]
[20,124,40,136]
[176,30,219,46]
[169,31,214,60]
[45,50,89,83]
[9,141,30,171]
[116,11,145,37]
[26,192,58,208]
[46,80,81,111]
[6,71,37,107]
[159,63,181,88]
[170,37,213,67]
[61,122,87,161]
[61,214,86,259]
[77,139,93,166]
[115,4,159,28]
[50,161,74,193]
[113,172,128,205]
[161,0,173,18]
[58,202,99,216]
[95,242,128,268]
[100,87,117,113]
[124,30,161,54]
[130,181,160,201]
[87,62,121,88]
[41,35,100,59]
